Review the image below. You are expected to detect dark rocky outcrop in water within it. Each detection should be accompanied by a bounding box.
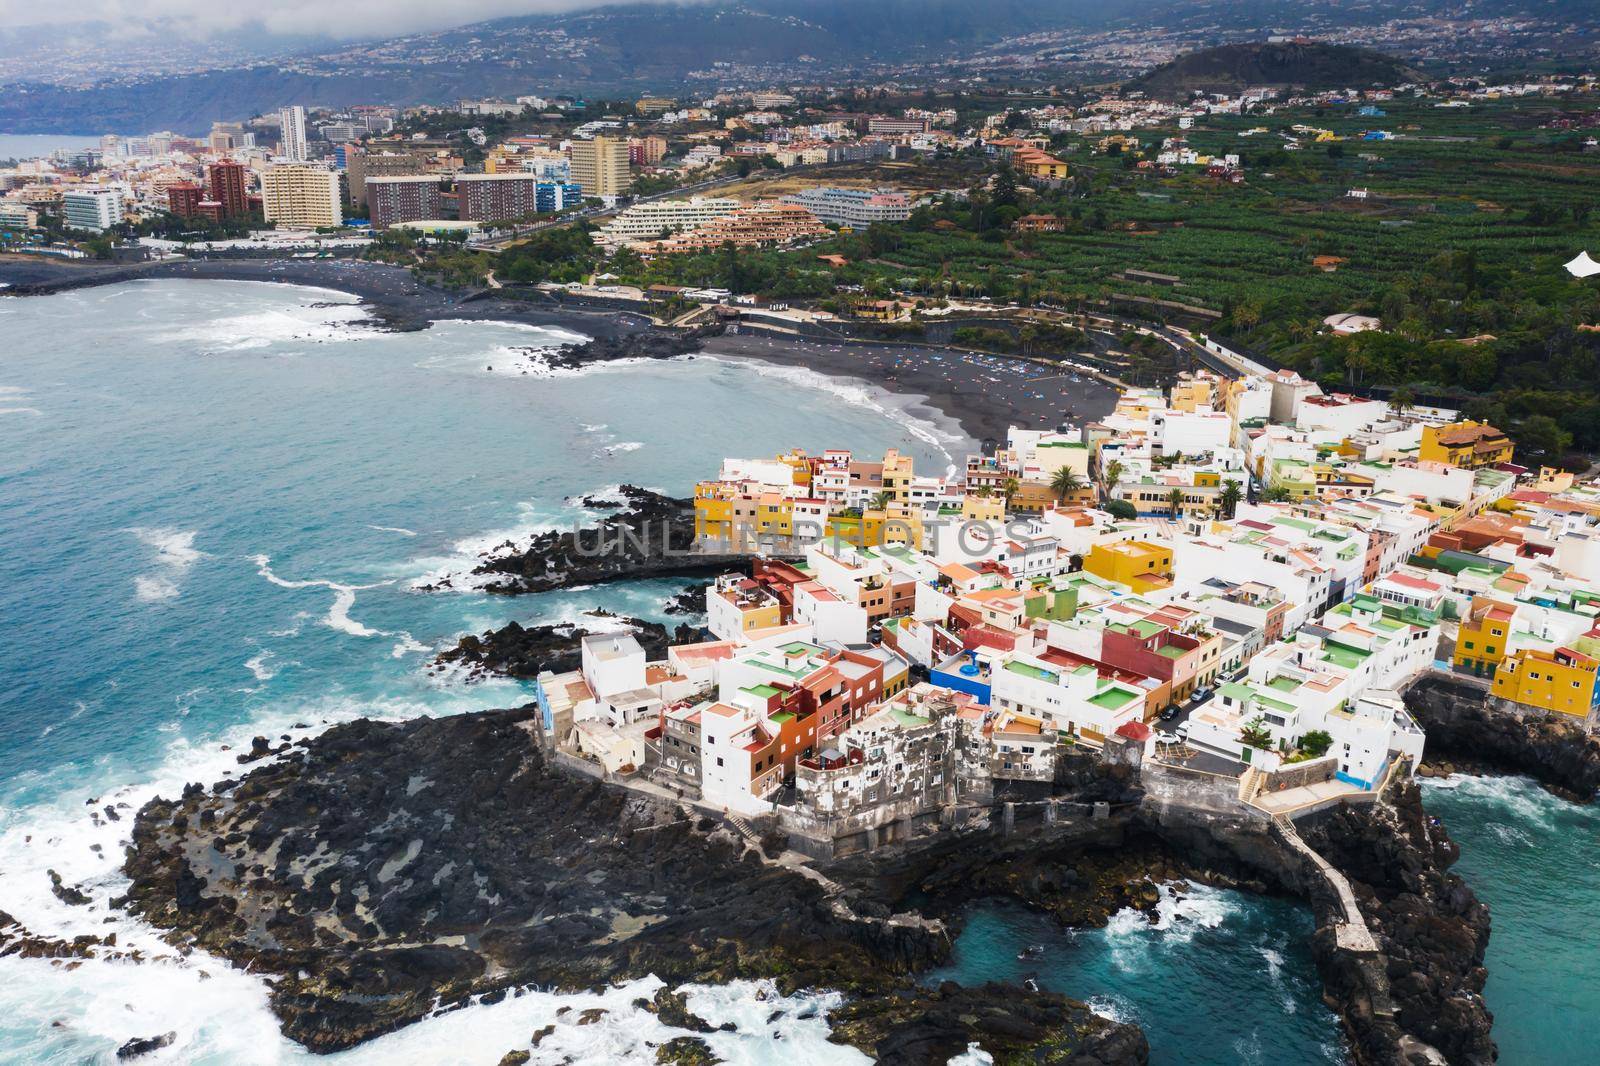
[119,708,1143,1060]
[437,486,756,596]
[433,612,699,680]
[1406,673,1600,801]
[543,328,708,372]
[116,1032,176,1059]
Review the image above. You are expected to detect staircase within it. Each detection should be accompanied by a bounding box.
[1237,765,1268,804]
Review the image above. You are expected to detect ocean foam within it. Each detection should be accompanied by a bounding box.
[243,651,281,681]
[368,525,418,537]
[156,289,379,353]
[1421,773,1559,827]
[404,500,569,592]
[127,527,203,603]
[251,554,392,638]
[0,689,523,1065]
[1102,883,1239,972]
[697,354,966,468]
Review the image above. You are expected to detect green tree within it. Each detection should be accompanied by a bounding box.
[1050,466,1083,502]
[1518,414,1572,458]
[991,165,1019,208]
[1299,730,1333,758]
[1241,716,1274,751]
[1219,478,1243,519]
[1105,499,1138,520]
[1167,488,1185,517]
[1101,459,1124,500]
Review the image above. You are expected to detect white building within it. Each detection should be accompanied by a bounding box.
[61,187,124,233]
[279,105,308,162]
[592,196,740,248]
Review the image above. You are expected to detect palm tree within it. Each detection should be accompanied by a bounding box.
[1219,478,1243,519]
[1002,477,1021,507]
[1100,459,1123,503]
[869,490,895,512]
[1167,488,1185,518]
[1049,467,1082,503]
[1388,386,1415,417]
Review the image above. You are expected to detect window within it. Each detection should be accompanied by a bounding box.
[716,756,724,767]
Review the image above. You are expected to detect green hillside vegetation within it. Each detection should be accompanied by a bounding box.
[601,95,1600,453]
[1130,42,1423,98]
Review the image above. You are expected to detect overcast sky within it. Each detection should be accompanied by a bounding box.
[0,0,615,40]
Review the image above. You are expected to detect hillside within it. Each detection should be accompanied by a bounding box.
[1129,41,1423,97]
[0,0,1558,134]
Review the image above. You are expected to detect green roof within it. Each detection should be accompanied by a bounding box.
[743,683,784,699]
[1089,685,1139,710]
[891,707,931,728]
[1219,682,1255,702]
[1004,660,1060,683]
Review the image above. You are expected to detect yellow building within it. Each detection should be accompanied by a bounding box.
[1492,647,1599,718]
[1420,420,1514,470]
[1169,372,1218,413]
[882,449,914,502]
[1454,596,1515,676]
[962,494,1005,523]
[260,164,342,228]
[1084,539,1173,586]
[570,136,632,198]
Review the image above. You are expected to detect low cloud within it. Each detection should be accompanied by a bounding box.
[0,0,635,41]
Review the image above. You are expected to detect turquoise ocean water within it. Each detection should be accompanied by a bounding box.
[0,278,1589,1063]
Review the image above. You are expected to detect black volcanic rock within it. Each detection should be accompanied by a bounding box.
[1130,42,1422,97]
[1298,783,1495,1065]
[543,329,707,371]
[451,486,757,596]
[1406,673,1600,801]
[118,707,1142,1059]
[116,1032,176,1059]
[433,613,699,680]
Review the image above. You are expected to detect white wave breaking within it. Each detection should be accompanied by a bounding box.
[251,554,392,638]
[127,527,203,604]
[697,354,966,468]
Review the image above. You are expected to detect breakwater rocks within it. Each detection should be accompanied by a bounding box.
[447,485,755,596]
[119,708,1144,1061]
[1406,673,1600,801]
[544,328,709,372]
[433,613,699,680]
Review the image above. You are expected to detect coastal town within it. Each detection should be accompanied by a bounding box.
[535,366,1599,861]
[5,11,1600,1066]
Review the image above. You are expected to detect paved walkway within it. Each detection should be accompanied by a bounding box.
[1253,778,1362,814]
[1273,813,1380,954]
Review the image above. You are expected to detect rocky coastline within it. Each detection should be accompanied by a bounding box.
[118,707,1145,1062]
[114,701,1495,1064]
[433,612,700,681]
[1405,673,1600,802]
[421,485,765,596]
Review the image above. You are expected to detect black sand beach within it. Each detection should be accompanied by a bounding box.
[1,255,1119,443]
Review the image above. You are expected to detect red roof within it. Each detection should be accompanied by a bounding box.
[1116,721,1153,742]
